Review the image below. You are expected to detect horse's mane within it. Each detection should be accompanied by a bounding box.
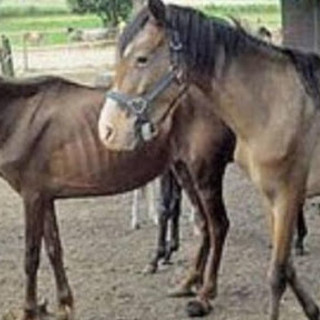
[165,4,320,106]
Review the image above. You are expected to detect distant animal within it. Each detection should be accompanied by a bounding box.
[23,31,44,46]
[66,27,113,42]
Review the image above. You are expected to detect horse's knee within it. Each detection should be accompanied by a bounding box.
[158,208,171,224]
[25,246,40,276]
[220,215,230,235]
[213,215,229,244]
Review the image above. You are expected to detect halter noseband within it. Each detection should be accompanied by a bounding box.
[106,30,185,142]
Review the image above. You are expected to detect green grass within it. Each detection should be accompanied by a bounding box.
[0,0,67,9]
[202,4,281,30]
[0,0,69,17]
[0,3,281,48]
[0,14,102,47]
[0,0,103,47]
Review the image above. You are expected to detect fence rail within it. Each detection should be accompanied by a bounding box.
[1,28,119,73]
[0,35,14,77]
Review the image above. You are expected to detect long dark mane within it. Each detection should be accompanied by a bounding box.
[165,5,320,104]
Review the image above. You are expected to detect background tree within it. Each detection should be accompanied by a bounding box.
[67,0,132,27]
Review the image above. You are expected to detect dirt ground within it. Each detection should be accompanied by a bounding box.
[0,163,320,320]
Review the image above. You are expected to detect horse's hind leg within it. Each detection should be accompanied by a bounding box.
[131,189,140,229]
[266,181,319,320]
[294,206,307,256]
[145,169,180,273]
[145,203,169,273]
[22,193,45,320]
[163,171,181,264]
[146,179,159,225]
[163,201,181,263]
[43,200,74,319]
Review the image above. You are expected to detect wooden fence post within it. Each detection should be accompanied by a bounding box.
[0,35,15,77]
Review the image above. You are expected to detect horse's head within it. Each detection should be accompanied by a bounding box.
[98,0,186,151]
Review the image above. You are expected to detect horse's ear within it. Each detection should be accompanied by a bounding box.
[148,0,166,25]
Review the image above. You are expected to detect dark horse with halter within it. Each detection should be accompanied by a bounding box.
[98,1,320,319]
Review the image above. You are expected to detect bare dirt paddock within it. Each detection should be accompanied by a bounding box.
[0,164,320,320]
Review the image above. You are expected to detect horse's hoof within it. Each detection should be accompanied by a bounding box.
[295,246,305,256]
[186,299,212,317]
[161,258,173,266]
[167,286,195,298]
[143,263,158,274]
[2,301,53,320]
[131,223,141,230]
[57,305,74,320]
[295,245,309,257]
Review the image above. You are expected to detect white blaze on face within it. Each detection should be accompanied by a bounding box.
[98,96,119,145]
[98,94,139,151]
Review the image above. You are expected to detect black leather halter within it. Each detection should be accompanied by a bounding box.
[106,29,185,142]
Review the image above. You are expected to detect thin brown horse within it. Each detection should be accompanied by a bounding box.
[1,74,241,320]
[0,75,185,320]
[98,1,320,319]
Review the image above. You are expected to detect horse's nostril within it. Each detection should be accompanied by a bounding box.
[104,125,114,141]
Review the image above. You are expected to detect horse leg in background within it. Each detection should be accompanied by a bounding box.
[43,200,74,319]
[131,183,158,230]
[163,170,182,264]
[131,188,142,229]
[146,179,159,226]
[294,206,307,256]
[145,169,181,273]
[187,199,201,236]
[21,193,46,320]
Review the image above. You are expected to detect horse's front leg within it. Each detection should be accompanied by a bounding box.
[22,193,45,320]
[145,169,182,273]
[43,200,74,319]
[168,161,210,297]
[186,183,229,317]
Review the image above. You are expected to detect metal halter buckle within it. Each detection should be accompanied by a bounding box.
[129,97,148,115]
[170,40,183,52]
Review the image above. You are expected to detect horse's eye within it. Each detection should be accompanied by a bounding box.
[136,56,148,66]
